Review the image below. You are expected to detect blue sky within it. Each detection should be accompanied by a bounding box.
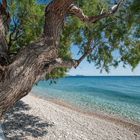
[68,46,140,76]
[68,61,140,76]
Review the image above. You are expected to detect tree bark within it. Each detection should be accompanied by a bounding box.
[0,44,58,117]
[0,0,75,118]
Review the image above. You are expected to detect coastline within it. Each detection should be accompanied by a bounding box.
[2,93,140,140]
[30,92,140,132]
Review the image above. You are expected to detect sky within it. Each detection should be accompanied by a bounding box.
[68,61,140,76]
[68,46,140,76]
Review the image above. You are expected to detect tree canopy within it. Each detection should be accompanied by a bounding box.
[0,0,140,79]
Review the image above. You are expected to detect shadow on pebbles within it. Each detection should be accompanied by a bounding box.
[1,101,54,140]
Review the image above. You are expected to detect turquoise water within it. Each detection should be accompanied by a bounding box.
[32,76,140,122]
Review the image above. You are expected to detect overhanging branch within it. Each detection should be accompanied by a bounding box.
[69,0,123,23]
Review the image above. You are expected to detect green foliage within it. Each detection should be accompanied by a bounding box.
[2,0,140,79]
[7,0,45,53]
[46,67,68,80]
[67,0,140,72]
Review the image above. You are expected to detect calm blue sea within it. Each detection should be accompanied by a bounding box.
[32,76,140,123]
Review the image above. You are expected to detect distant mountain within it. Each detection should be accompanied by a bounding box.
[67,75,85,77]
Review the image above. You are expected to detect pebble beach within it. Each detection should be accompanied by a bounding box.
[1,94,140,140]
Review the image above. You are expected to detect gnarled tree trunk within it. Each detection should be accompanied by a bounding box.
[0,0,73,118]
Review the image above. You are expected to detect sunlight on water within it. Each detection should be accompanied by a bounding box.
[32,76,140,122]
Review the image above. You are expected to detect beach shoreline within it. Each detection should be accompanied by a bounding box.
[30,92,140,132]
[2,93,140,140]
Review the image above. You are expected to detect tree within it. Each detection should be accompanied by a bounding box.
[0,0,140,118]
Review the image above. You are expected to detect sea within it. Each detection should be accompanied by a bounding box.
[32,76,140,123]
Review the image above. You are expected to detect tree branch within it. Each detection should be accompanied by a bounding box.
[46,37,96,71]
[69,0,123,23]
[0,0,10,30]
[0,17,9,64]
[0,0,11,65]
